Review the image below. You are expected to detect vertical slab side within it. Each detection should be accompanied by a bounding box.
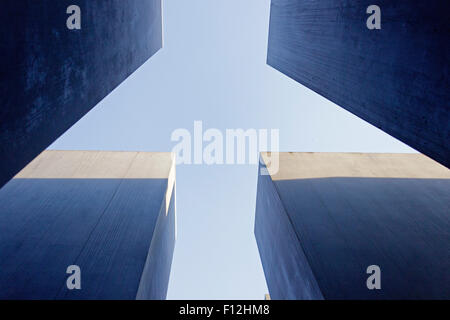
[0,0,163,188]
[0,151,175,299]
[267,0,450,168]
[255,156,324,299]
[256,152,450,299]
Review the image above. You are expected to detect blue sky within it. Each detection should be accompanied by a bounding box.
[50,0,414,299]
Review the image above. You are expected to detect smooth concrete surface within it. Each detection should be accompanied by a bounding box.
[0,151,176,299]
[255,152,450,299]
[267,1,450,168]
[0,0,163,189]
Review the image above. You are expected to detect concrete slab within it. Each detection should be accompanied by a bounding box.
[0,151,176,299]
[0,0,163,188]
[255,152,450,299]
[267,1,450,168]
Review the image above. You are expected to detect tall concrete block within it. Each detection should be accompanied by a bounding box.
[0,0,163,188]
[0,151,176,299]
[267,1,450,168]
[255,152,450,299]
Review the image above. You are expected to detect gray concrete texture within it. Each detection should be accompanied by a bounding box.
[267,0,450,168]
[255,152,450,299]
[0,0,163,188]
[0,151,176,299]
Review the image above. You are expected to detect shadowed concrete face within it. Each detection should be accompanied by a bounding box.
[267,0,450,168]
[0,151,176,300]
[255,152,450,299]
[0,0,163,188]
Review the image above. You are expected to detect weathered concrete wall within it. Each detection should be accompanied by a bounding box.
[267,1,450,168]
[255,152,450,299]
[0,151,176,299]
[0,1,163,188]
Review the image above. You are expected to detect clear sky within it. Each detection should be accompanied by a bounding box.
[50,0,415,299]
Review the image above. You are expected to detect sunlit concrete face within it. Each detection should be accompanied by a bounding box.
[0,151,176,300]
[267,0,450,168]
[0,0,163,189]
[255,152,450,299]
